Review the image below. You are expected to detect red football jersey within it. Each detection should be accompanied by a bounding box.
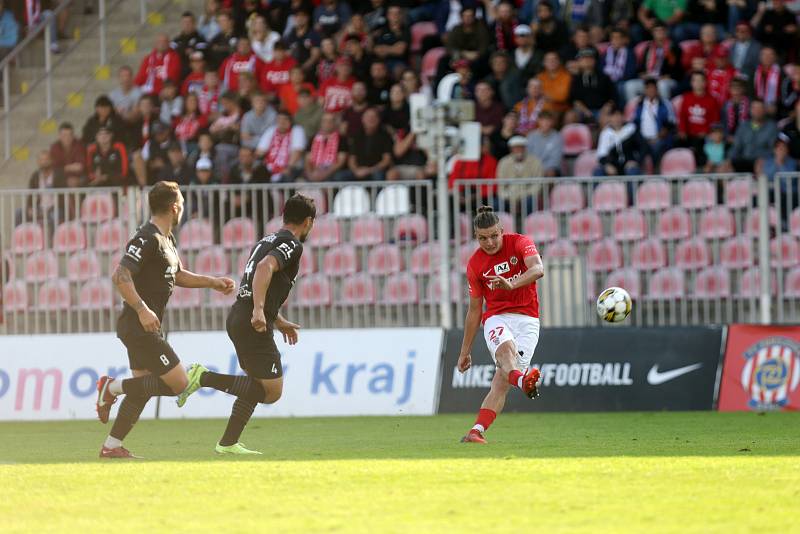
[466,233,540,322]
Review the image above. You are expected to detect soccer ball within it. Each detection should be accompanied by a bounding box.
[596,287,632,323]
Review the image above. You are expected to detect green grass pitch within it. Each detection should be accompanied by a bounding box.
[1,412,798,533]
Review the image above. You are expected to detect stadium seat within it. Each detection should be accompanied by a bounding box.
[421,47,445,82]
[790,208,800,237]
[333,185,371,217]
[662,149,697,177]
[236,250,250,275]
[647,268,685,300]
[720,236,753,268]
[209,284,237,308]
[221,217,256,250]
[81,193,115,223]
[495,211,515,233]
[170,285,202,309]
[699,207,735,239]
[568,209,603,242]
[411,21,437,53]
[307,215,342,247]
[426,272,464,302]
[524,211,558,243]
[693,267,731,299]
[592,181,627,212]
[94,219,128,252]
[550,182,585,213]
[367,244,403,275]
[586,239,622,272]
[11,223,44,253]
[264,216,283,235]
[634,41,650,63]
[53,221,87,253]
[3,280,28,311]
[24,250,58,282]
[670,94,683,117]
[738,267,776,297]
[612,209,647,241]
[294,274,332,307]
[679,178,714,208]
[350,216,385,246]
[295,187,328,215]
[179,219,214,250]
[679,40,700,69]
[457,213,475,243]
[459,245,476,271]
[2,251,14,281]
[545,239,579,258]
[573,150,598,177]
[636,180,671,210]
[770,235,800,268]
[784,267,800,297]
[675,237,711,269]
[323,244,358,275]
[194,246,230,276]
[108,251,123,275]
[37,279,71,310]
[725,177,753,208]
[394,214,428,243]
[605,268,641,299]
[410,242,442,274]
[596,41,610,55]
[376,184,412,216]
[340,273,377,305]
[299,247,315,275]
[656,208,691,240]
[382,273,419,304]
[77,279,113,310]
[745,208,778,236]
[67,250,101,282]
[561,123,593,156]
[631,238,667,270]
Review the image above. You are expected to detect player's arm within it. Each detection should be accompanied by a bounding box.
[458,294,484,373]
[111,263,160,333]
[250,254,280,333]
[175,268,235,294]
[274,311,301,346]
[490,253,544,291]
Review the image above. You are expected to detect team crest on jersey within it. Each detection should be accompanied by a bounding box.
[740,337,800,410]
[494,262,510,275]
[510,256,518,265]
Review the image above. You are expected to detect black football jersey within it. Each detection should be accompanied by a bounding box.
[234,229,302,321]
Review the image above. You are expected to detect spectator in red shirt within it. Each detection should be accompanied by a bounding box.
[182,51,207,96]
[259,41,297,96]
[278,66,316,116]
[219,36,265,93]
[198,68,222,119]
[50,122,85,187]
[320,56,356,113]
[134,33,181,95]
[681,24,720,72]
[174,93,208,154]
[86,127,129,187]
[679,71,721,166]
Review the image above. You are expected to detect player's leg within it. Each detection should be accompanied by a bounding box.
[100,369,151,458]
[213,375,283,455]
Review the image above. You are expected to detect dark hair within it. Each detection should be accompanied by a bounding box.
[149,181,181,215]
[95,95,113,108]
[283,194,316,224]
[473,206,500,230]
[181,11,194,18]
[58,121,74,131]
[643,77,658,87]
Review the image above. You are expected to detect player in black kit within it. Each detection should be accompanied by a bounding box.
[177,194,315,454]
[95,181,235,458]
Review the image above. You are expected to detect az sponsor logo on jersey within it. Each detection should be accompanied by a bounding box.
[740,337,800,410]
[494,262,510,275]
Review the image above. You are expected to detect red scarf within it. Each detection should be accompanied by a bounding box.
[645,40,673,75]
[754,64,781,105]
[516,97,543,134]
[310,132,340,167]
[265,130,291,173]
[726,96,750,134]
[495,21,517,51]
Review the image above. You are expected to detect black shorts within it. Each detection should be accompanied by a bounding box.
[120,332,181,376]
[226,306,283,380]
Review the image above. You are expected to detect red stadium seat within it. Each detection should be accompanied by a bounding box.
[179,219,214,250]
[785,268,800,297]
[78,279,113,309]
[170,285,202,309]
[411,21,437,53]
[222,217,256,250]
[679,40,701,69]
[459,245,476,271]
[299,247,315,275]
[457,213,474,243]
[426,272,464,302]
[738,267,776,297]
[636,180,671,210]
[307,215,342,247]
[770,235,800,268]
[561,123,593,156]
[790,208,800,237]
[524,211,558,243]
[670,95,683,117]
[382,273,419,304]
[634,41,650,63]
[550,183,585,213]
[67,251,101,282]
[605,268,641,299]
[679,178,714,208]
[350,216,385,246]
[53,221,87,253]
[294,274,332,307]
[81,193,115,223]
[545,239,579,258]
[568,209,603,242]
[647,268,685,300]
[573,150,598,177]
[699,207,735,239]
[236,250,250,275]
[12,223,44,253]
[725,178,753,208]
[720,236,753,268]
[656,208,691,240]
[323,244,359,275]
[367,244,403,275]
[209,285,236,308]
[410,242,442,274]
[675,237,711,269]
[496,211,515,233]
[586,239,622,272]
[394,214,428,243]
[421,47,446,82]
[37,279,71,310]
[593,181,627,212]
[194,246,230,276]
[264,216,283,236]
[693,267,731,299]
[3,280,28,311]
[25,250,58,282]
[612,209,647,241]
[596,41,610,55]
[745,208,778,236]
[108,251,123,275]
[341,274,377,305]
[632,238,667,270]
[95,219,128,252]
[662,149,697,177]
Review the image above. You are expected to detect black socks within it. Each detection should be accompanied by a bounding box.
[200,372,266,404]
[219,398,258,446]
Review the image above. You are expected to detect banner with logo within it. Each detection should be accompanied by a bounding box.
[438,327,724,413]
[718,325,800,412]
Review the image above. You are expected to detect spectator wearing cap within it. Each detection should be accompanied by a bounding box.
[594,107,643,177]
[109,66,143,123]
[752,47,782,116]
[259,41,296,97]
[249,15,280,63]
[181,51,208,96]
[313,0,352,37]
[752,0,798,56]
[339,108,393,182]
[189,157,220,221]
[305,113,347,182]
[86,127,129,187]
[678,71,720,166]
[533,1,568,53]
[320,56,356,113]
[446,6,490,64]
[0,0,20,62]
[729,98,778,172]
[255,111,306,182]
[294,87,324,141]
[240,91,277,149]
[536,52,571,119]
[207,10,238,70]
[219,36,264,93]
[50,122,86,187]
[172,11,207,79]
[484,51,523,110]
[706,46,736,107]
[570,48,616,123]
[512,23,542,82]
[526,110,562,176]
[159,142,192,185]
[342,81,370,137]
[514,79,545,135]
[496,135,544,213]
[474,82,505,137]
[624,21,681,103]
[632,78,676,165]
[373,5,410,75]
[134,34,181,96]
[722,78,750,141]
[730,20,761,81]
[135,121,174,186]
[601,27,637,103]
[158,80,183,126]
[284,9,321,75]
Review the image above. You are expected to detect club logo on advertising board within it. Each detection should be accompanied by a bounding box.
[740,337,800,410]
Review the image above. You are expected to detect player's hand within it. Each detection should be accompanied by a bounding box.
[137,307,161,333]
[275,317,301,345]
[212,276,236,295]
[488,276,514,291]
[251,309,267,333]
[457,352,472,373]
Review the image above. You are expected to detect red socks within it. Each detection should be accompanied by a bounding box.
[472,408,496,433]
[508,370,524,389]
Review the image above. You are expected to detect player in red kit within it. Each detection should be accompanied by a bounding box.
[458,207,544,444]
